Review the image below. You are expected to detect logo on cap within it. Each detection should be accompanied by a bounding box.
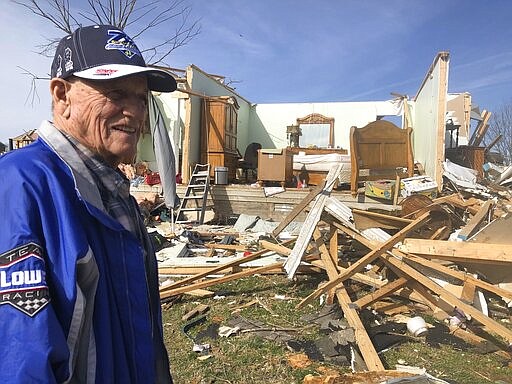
[64,47,74,72]
[105,29,141,59]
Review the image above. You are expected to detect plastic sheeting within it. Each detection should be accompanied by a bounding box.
[148,93,178,209]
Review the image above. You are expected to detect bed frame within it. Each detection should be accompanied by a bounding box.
[350,120,414,196]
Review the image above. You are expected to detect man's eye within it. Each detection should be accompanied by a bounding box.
[106,90,125,100]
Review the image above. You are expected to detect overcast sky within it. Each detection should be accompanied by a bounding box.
[1,0,512,144]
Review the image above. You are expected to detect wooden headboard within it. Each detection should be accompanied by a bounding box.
[350,120,414,196]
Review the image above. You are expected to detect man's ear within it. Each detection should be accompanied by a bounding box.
[50,78,71,118]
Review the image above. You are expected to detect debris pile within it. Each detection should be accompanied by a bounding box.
[151,162,512,381]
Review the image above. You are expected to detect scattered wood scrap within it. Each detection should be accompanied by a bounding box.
[155,169,512,375]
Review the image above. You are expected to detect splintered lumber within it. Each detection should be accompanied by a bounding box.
[284,164,343,278]
[322,200,512,344]
[457,199,494,240]
[352,209,413,230]
[338,218,509,306]
[160,254,317,299]
[485,134,502,153]
[297,211,431,309]
[469,109,492,147]
[160,239,294,292]
[313,229,384,371]
[382,253,512,343]
[271,180,326,238]
[259,239,292,256]
[181,303,210,321]
[309,260,386,289]
[404,253,512,302]
[440,194,482,216]
[354,277,408,309]
[399,238,512,264]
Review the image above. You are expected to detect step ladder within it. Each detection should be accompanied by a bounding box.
[176,164,211,224]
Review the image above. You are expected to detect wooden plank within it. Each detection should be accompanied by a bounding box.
[204,243,248,251]
[435,52,449,190]
[258,240,292,256]
[312,229,384,371]
[457,199,493,240]
[352,209,412,230]
[271,180,326,237]
[399,238,512,264]
[181,303,210,321]
[469,110,492,147]
[393,174,400,205]
[329,224,338,265]
[382,253,512,343]
[485,134,502,153]
[284,164,343,278]
[354,277,408,309]
[181,93,193,183]
[160,254,317,299]
[322,214,512,342]
[160,239,294,292]
[407,280,453,318]
[296,211,431,309]
[403,253,512,302]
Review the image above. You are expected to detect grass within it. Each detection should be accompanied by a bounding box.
[162,274,512,384]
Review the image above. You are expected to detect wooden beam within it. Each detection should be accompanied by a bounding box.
[485,134,502,153]
[181,82,193,183]
[259,239,292,256]
[399,238,512,264]
[204,243,248,251]
[457,199,493,240]
[403,253,512,302]
[352,209,412,230]
[469,110,492,147]
[435,52,449,190]
[354,277,408,309]
[312,229,384,371]
[321,211,512,343]
[160,239,294,292]
[382,253,512,343]
[296,211,431,309]
[160,254,317,299]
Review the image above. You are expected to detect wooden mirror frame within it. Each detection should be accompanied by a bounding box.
[296,113,335,148]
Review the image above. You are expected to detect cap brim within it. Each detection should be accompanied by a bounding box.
[73,64,177,92]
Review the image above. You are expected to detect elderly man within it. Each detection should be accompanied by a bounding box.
[0,25,176,383]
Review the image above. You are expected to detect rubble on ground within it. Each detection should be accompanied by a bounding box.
[133,161,512,381]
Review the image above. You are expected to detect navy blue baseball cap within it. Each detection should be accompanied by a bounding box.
[51,24,177,92]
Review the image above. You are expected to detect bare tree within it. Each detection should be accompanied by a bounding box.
[13,0,201,65]
[484,101,512,164]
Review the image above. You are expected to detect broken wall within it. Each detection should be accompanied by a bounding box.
[447,92,471,143]
[411,52,449,188]
[137,91,185,171]
[252,101,401,151]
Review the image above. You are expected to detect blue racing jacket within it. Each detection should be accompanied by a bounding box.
[0,121,172,383]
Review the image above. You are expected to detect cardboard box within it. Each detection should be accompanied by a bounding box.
[400,176,438,199]
[365,180,396,200]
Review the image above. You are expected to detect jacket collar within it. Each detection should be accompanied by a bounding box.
[37,120,106,212]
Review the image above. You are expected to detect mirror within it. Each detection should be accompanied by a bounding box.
[296,113,334,148]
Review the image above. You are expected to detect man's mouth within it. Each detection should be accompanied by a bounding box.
[111,125,137,134]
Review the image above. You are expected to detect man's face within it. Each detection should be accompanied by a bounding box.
[66,76,148,167]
